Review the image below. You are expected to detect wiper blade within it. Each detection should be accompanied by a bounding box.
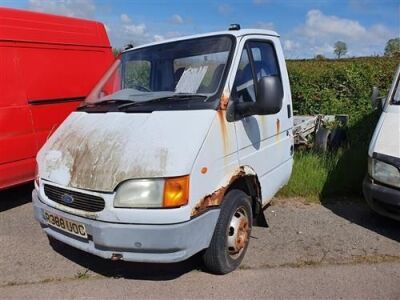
[118,94,206,110]
[78,99,134,110]
[92,99,134,106]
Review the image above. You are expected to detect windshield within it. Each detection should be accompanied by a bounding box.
[85,35,233,106]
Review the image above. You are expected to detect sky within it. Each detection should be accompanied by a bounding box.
[1,0,399,58]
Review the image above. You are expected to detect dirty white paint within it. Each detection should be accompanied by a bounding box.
[369,65,400,159]
[38,110,216,192]
[44,150,72,185]
[36,29,294,225]
[369,106,400,158]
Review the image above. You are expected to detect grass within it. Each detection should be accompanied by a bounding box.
[278,56,398,202]
[74,270,90,280]
[279,151,338,202]
[278,148,367,202]
[279,110,379,202]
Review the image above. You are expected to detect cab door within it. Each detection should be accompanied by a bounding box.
[230,36,293,204]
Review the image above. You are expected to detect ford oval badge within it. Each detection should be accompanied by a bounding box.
[62,194,74,204]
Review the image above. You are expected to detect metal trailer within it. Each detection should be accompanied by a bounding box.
[293,114,348,151]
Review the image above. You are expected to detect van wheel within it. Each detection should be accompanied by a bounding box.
[202,189,252,274]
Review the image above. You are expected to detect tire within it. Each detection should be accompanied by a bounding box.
[202,189,252,274]
[314,127,331,152]
[329,128,347,150]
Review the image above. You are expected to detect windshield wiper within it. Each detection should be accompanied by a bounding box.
[78,99,134,110]
[118,94,207,110]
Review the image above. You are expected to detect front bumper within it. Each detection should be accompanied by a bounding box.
[33,190,220,263]
[363,176,400,221]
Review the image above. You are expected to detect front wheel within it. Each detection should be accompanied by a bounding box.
[202,189,252,274]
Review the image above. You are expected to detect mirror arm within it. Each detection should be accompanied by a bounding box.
[226,101,254,122]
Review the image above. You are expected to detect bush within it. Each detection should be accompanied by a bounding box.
[279,57,398,201]
[287,57,398,125]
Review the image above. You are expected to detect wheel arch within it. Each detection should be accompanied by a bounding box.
[192,165,267,227]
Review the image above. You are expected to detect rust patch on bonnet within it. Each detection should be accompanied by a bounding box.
[41,114,166,192]
[191,167,246,216]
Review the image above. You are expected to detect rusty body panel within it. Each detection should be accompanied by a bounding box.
[276,118,280,134]
[38,110,216,192]
[219,90,230,110]
[191,166,258,216]
[217,110,230,155]
[33,28,294,267]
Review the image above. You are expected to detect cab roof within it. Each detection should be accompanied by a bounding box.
[124,29,279,53]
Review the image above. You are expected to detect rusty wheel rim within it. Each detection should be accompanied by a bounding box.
[227,206,250,258]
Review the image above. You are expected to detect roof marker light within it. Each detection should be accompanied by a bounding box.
[229,24,241,31]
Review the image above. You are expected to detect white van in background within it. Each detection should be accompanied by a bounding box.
[32,26,294,274]
[364,65,400,221]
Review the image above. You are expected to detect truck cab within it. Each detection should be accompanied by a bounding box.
[363,65,400,221]
[33,27,294,274]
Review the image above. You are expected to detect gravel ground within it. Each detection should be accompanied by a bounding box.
[0,184,399,299]
[1,263,399,299]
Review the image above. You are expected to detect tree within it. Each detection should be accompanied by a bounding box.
[384,38,400,56]
[314,54,326,60]
[334,41,347,59]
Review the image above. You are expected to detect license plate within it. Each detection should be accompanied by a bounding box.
[44,211,88,239]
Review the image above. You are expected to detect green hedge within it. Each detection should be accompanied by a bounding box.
[287,57,398,125]
[279,57,398,201]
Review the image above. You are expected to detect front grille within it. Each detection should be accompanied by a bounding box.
[44,184,105,212]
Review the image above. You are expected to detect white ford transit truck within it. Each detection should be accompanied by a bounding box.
[33,26,294,274]
[364,65,400,221]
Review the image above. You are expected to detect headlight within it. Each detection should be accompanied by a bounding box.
[114,176,189,208]
[369,157,400,188]
[114,179,164,208]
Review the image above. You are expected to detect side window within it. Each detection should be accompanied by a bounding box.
[124,60,151,90]
[248,41,280,80]
[232,40,280,103]
[232,48,256,102]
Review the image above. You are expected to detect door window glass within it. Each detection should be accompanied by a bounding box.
[248,41,280,80]
[232,49,256,102]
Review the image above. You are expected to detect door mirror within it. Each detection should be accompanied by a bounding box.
[226,75,284,122]
[255,75,283,115]
[371,86,385,110]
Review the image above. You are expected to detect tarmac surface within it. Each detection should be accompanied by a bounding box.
[1,184,399,299]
